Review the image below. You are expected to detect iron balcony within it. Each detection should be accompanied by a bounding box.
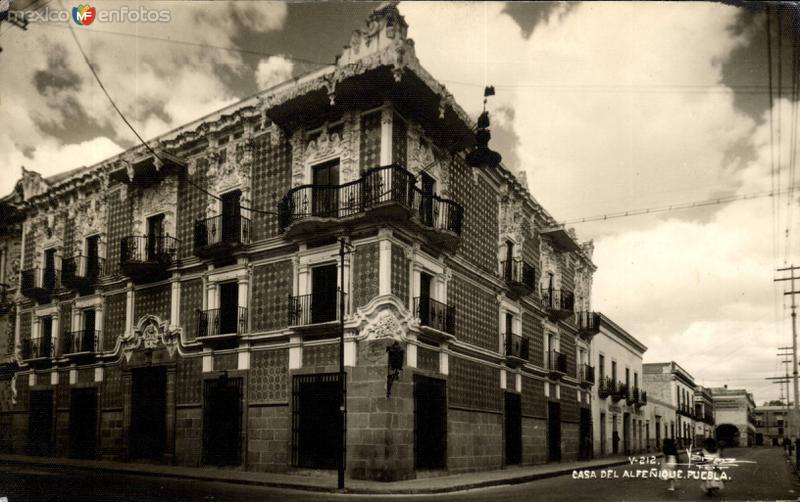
[62,330,100,356]
[500,259,536,298]
[540,288,575,322]
[61,255,104,291]
[278,165,464,251]
[629,387,640,406]
[414,296,455,336]
[611,381,627,403]
[20,336,53,361]
[194,214,252,260]
[120,235,179,283]
[580,364,595,388]
[504,332,529,366]
[576,311,601,339]
[197,307,248,349]
[547,350,567,378]
[598,376,615,399]
[288,292,347,327]
[20,267,60,303]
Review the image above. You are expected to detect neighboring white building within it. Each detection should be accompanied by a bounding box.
[591,314,648,457]
[643,361,697,450]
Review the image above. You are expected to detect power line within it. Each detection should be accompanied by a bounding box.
[36,21,329,69]
[559,184,800,225]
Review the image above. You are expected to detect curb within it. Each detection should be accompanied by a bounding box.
[0,455,653,494]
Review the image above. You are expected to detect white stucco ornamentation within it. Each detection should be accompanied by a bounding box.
[366,310,403,341]
[205,139,253,217]
[121,314,180,361]
[131,176,178,237]
[539,239,560,289]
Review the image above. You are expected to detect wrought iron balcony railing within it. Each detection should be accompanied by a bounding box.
[194,214,252,256]
[21,267,60,301]
[629,387,640,406]
[61,255,104,289]
[505,332,529,360]
[500,259,536,296]
[288,292,347,326]
[278,165,464,239]
[576,311,601,336]
[547,350,567,374]
[21,336,53,360]
[414,296,455,335]
[598,376,615,399]
[61,330,99,355]
[197,307,248,338]
[580,364,595,385]
[541,288,575,321]
[611,381,627,402]
[120,235,178,282]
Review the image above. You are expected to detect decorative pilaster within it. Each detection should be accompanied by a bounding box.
[378,232,392,296]
[380,104,393,166]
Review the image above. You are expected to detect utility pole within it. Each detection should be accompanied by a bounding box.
[775,266,800,437]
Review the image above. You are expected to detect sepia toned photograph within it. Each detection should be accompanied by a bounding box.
[0,1,796,500]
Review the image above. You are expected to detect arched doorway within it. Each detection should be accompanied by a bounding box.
[715,424,740,447]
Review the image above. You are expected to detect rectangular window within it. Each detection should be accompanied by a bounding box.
[599,354,605,381]
[611,360,617,382]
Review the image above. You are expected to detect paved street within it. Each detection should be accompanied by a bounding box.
[0,448,797,501]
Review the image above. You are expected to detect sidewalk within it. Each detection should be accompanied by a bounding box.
[0,453,655,494]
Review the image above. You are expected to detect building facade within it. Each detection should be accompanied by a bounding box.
[754,405,787,446]
[591,314,647,456]
[643,362,696,449]
[693,386,715,445]
[710,386,756,447]
[0,5,600,481]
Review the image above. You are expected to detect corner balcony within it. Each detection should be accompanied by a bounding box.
[61,255,104,292]
[287,292,347,331]
[20,336,53,364]
[504,332,529,367]
[278,165,463,252]
[194,215,251,261]
[547,350,567,379]
[20,267,60,303]
[414,296,455,340]
[541,288,574,322]
[580,364,595,388]
[598,377,615,399]
[120,235,178,283]
[500,259,536,299]
[197,307,247,349]
[61,330,99,358]
[576,311,601,340]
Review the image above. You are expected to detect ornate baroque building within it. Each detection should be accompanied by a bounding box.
[0,5,598,480]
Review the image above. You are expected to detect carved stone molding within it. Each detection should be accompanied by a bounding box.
[131,176,178,237]
[121,314,180,361]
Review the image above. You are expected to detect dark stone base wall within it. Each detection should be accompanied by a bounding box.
[562,422,580,461]
[447,408,503,473]
[54,410,69,457]
[12,412,28,454]
[98,410,124,460]
[0,413,12,452]
[174,407,202,467]
[346,339,414,482]
[522,416,547,465]
[247,404,289,473]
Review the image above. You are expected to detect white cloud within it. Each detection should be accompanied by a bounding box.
[255,55,294,90]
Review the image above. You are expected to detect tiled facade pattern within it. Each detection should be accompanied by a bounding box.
[359,112,381,171]
[249,349,288,403]
[449,157,498,274]
[176,357,202,405]
[521,376,547,418]
[177,162,207,260]
[390,243,409,307]
[133,284,171,322]
[251,133,291,240]
[352,242,379,309]
[449,356,501,412]
[101,365,122,409]
[179,279,203,343]
[392,114,407,166]
[302,343,339,368]
[103,293,126,351]
[448,275,497,352]
[251,260,292,332]
[105,188,132,276]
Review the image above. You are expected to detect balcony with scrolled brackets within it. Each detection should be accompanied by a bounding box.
[20,336,54,366]
[61,255,104,293]
[287,291,348,335]
[541,288,574,322]
[500,259,536,299]
[598,377,615,399]
[576,311,601,340]
[108,149,186,186]
[547,350,567,379]
[278,165,463,252]
[194,214,252,261]
[21,267,60,304]
[120,235,179,284]
[61,330,100,360]
[414,296,456,340]
[504,332,529,367]
[196,306,248,350]
[611,382,627,403]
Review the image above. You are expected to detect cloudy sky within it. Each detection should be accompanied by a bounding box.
[0,1,792,403]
